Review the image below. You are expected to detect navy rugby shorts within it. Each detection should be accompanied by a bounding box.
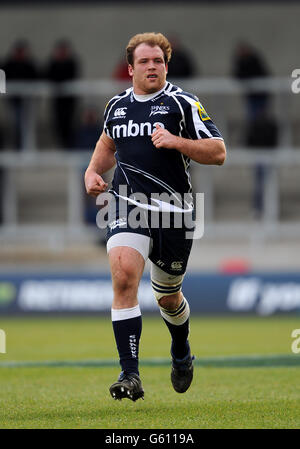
[105,195,194,276]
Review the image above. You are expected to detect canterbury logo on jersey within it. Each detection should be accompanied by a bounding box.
[113,107,127,118]
[111,120,165,138]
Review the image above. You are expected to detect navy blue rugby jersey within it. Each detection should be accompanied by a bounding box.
[103,81,223,202]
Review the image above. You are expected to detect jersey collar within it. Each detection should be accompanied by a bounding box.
[133,83,169,102]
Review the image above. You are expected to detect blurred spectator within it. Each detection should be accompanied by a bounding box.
[74,106,102,150]
[2,40,38,149]
[0,128,3,224]
[44,39,80,149]
[0,121,4,224]
[113,55,131,81]
[246,110,278,148]
[167,35,196,78]
[233,42,277,218]
[0,170,3,224]
[232,42,270,120]
[74,106,103,225]
[246,107,278,218]
[0,123,3,149]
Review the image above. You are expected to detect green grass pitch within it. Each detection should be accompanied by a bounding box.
[0,315,299,429]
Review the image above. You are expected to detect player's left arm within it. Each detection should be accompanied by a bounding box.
[151,124,226,166]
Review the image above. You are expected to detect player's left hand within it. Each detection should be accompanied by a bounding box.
[151,124,178,149]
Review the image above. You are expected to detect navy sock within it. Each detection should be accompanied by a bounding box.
[159,297,190,360]
[112,306,142,375]
[163,317,190,360]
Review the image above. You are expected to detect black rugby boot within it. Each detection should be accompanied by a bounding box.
[171,350,194,393]
[109,372,144,402]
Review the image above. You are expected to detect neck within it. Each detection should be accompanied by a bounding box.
[133,83,167,98]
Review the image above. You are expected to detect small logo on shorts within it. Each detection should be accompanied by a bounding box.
[108,217,127,230]
[171,261,183,271]
[156,260,165,267]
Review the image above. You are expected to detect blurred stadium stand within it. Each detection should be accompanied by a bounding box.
[0,77,299,272]
[0,1,299,275]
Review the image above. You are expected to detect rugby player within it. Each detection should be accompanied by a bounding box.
[85,32,226,402]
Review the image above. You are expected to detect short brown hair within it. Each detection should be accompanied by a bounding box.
[126,32,172,66]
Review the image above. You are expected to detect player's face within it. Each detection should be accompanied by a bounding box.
[129,43,168,95]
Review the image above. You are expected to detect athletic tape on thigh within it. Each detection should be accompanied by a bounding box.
[150,263,185,301]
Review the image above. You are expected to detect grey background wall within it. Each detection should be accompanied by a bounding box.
[0,3,298,78]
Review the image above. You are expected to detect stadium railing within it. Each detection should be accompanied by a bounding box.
[0,77,298,248]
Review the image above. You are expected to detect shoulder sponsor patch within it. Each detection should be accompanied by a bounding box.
[195,101,210,121]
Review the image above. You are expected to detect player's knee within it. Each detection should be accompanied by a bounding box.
[109,246,145,295]
[158,292,182,311]
[113,268,139,294]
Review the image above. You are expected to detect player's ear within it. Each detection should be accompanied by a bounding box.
[128,64,134,77]
[165,63,168,75]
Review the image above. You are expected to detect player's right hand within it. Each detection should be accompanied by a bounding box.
[84,169,108,197]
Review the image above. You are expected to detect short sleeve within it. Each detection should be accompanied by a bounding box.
[103,100,112,138]
[179,94,223,140]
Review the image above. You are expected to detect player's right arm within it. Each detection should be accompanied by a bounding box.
[84,131,116,197]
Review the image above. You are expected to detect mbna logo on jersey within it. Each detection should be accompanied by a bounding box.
[113,107,127,119]
[111,120,165,138]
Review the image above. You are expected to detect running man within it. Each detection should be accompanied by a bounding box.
[85,32,226,401]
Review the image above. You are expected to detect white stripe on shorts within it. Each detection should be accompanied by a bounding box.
[106,232,151,261]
